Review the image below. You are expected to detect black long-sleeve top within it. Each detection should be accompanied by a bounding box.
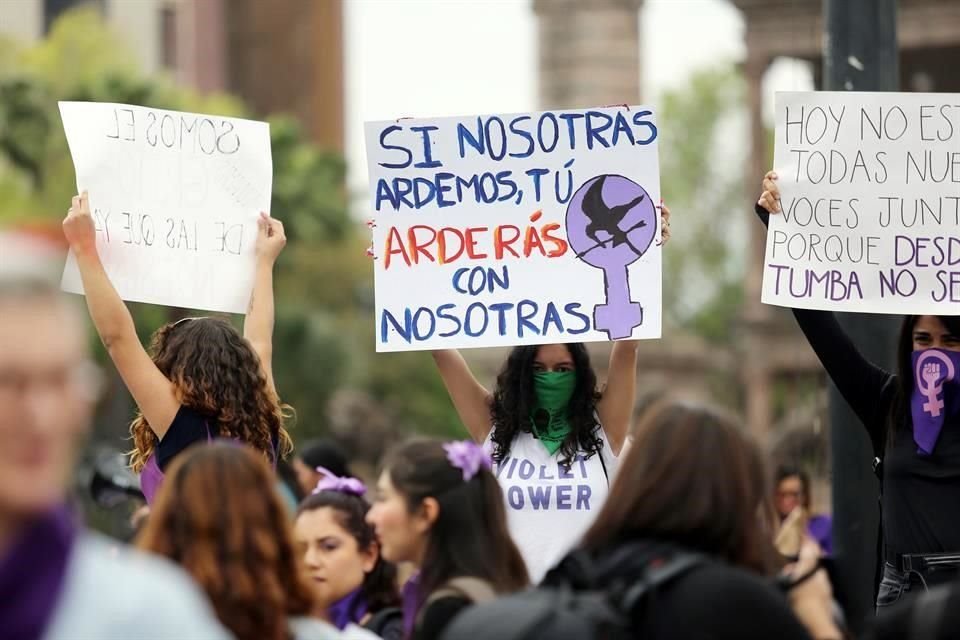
[756,204,960,558]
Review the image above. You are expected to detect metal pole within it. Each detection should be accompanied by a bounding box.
[822,0,899,632]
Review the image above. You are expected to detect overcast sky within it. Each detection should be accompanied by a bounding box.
[343,0,815,194]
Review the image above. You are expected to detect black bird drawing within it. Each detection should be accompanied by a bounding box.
[577,175,647,259]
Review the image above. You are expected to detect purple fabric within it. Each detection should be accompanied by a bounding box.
[0,506,77,640]
[401,572,421,638]
[443,440,491,481]
[911,349,960,455]
[807,514,832,556]
[313,467,367,497]
[328,587,369,631]
[140,453,164,505]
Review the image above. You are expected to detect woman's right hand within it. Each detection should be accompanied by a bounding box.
[786,539,844,640]
[757,171,782,214]
[62,192,98,256]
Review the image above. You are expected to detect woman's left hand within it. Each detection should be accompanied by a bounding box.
[255,211,286,263]
[660,203,671,245]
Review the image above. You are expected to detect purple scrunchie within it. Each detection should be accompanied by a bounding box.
[443,440,492,481]
[313,466,367,496]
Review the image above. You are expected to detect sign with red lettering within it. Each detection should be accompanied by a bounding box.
[762,91,960,313]
[364,106,663,352]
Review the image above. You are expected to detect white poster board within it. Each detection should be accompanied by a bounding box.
[59,102,272,314]
[364,106,663,352]
[762,91,960,313]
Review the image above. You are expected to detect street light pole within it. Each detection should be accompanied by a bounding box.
[822,0,899,631]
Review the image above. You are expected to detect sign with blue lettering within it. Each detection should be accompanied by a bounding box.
[365,106,663,352]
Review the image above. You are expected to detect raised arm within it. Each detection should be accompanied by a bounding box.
[63,192,179,438]
[756,173,892,438]
[244,212,285,395]
[596,340,638,455]
[431,349,493,443]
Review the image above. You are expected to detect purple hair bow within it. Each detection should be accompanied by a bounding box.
[443,440,492,481]
[313,466,367,497]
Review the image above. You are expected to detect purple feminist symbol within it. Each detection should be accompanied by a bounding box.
[565,175,657,340]
[916,350,956,418]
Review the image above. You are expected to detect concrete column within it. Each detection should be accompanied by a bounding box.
[533,0,644,109]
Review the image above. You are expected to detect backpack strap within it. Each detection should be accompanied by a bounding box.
[910,586,951,640]
[426,577,497,607]
[416,577,497,630]
[618,551,706,614]
[363,607,402,635]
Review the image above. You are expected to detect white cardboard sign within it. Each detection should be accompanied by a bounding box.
[365,106,663,352]
[59,101,272,314]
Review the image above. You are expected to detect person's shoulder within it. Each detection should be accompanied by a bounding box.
[673,561,784,603]
[660,562,810,638]
[44,533,230,640]
[288,615,354,640]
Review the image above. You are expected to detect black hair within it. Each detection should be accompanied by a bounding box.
[774,464,811,510]
[381,439,528,611]
[890,315,960,443]
[489,343,602,466]
[297,490,400,614]
[299,439,352,479]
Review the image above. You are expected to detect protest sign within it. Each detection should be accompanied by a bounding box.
[59,102,272,314]
[762,91,960,313]
[365,106,663,352]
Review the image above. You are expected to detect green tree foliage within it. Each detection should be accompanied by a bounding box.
[659,66,747,342]
[0,8,356,443]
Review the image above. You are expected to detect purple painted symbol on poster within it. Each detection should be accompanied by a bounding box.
[565,175,656,340]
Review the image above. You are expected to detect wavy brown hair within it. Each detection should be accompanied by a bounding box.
[128,317,293,472]
[137,443,316,640]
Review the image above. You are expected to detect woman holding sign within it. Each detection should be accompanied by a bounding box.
[429,205,671,583]
[757,173,960,609]
[62,192,292,504]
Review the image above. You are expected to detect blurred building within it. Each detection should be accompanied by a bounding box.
[732,0,960,440]
[522,0,960,451]
[0,0,344,151]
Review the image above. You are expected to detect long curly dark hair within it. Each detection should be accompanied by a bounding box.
[489,343,602,466]
[129,317,293,472]
[137,443,316,640]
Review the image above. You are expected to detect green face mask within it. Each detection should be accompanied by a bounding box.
[530,371,576,455]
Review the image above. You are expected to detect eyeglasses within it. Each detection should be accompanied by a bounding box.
[0,359,105,404]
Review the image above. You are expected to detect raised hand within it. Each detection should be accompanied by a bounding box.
[660,202,672,244]
[62,191,97,255]
[255,211,286,263]
[757,171,782,214]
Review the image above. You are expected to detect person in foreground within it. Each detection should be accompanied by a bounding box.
[569,401,842,640]
[0,254,229,639]
[138,442,381,640]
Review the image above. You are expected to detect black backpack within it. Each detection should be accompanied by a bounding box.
[439,542,706,640]
[364,606,404,640]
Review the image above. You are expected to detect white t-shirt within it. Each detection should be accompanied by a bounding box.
[485,428,618,583]
[44,534,231,640]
